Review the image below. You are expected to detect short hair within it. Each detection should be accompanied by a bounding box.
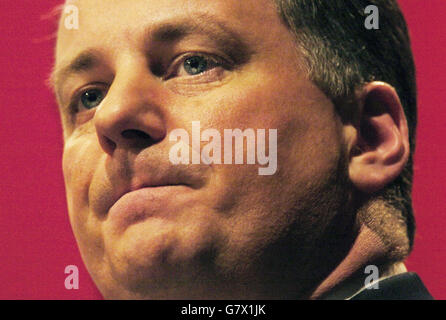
[274,0,417,249]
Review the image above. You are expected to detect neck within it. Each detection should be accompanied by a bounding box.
[310,223,407,299]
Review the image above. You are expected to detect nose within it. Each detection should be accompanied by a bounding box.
[94,60,167,155]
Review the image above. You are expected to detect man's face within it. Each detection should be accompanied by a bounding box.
[55,0,352,299]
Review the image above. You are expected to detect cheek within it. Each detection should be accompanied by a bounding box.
[62,137,100,229]
[63,138,94,197]
[207,76,343,214]
[179,67,342,199]
[62,136,107,270]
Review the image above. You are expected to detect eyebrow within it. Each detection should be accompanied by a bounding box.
[50,14,250,97]
[49,49,102,97]
[149,15,249,54]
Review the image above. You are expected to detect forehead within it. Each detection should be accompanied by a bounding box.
[56,0,283,60]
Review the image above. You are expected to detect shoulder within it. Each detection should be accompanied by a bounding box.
[350,272,434,300]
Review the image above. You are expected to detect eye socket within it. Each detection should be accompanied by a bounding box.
[79,88,105,110]
[165,54,227,80]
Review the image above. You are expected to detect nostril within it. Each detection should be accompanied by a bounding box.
[98,135,117,155]
[121,129,151,140]
[120,129,156,149]
[106,136,117,149]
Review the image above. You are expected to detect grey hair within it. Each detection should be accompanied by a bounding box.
[274,0,417,250]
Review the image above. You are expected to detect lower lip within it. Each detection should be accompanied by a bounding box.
[107,185,192,231]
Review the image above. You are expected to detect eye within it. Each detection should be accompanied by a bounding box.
[79,88,105,110]
[183,56,211,75]
[165,54,227,80]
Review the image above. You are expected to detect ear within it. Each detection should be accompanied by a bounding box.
[349,82,410,194]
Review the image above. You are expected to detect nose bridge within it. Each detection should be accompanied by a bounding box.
[94,55,166,155]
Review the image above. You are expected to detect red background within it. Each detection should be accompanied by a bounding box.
[0,0,444,300]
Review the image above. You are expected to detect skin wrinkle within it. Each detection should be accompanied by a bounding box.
[311,225,386,299]
[357,198,410,260]
[54,0,413,299]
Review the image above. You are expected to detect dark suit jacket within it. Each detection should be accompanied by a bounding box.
[350,272,433,300]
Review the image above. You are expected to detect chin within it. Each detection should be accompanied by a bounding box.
[99,219,219,297]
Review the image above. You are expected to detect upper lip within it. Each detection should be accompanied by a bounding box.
[121,175,190,200]
[130,175,189,190]
[97,149,209,216]
[129,182,188,192]
[105,166,205,214]
[105,180,187,216]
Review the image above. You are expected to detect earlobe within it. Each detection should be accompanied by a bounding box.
[349,82,410,194]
